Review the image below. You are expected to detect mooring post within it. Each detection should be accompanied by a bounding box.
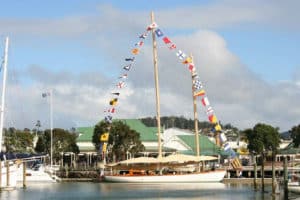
[283,156,288,199]
[23,162,26,188]
[0,161,2,189]
[254,158,257,190]
[6,161,10,187]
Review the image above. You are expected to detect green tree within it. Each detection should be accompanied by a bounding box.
[44,128,79,162]
[4,128,34,153]
[93,121,145,162]
[290,124,300,147]
[245,123,280,192]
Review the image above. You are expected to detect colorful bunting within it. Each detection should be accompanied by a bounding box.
[182,57,193,64]
[109,98,118,106]
[162,37,171,44]
[104,115,112,123]
[208,114,218,123]
[193,80,203,90]
[117,81,125,89]
[155,29,164,37]
[125,57,135,62]
[215,124,222,131]
[201,97,210,106]
[119,74,128,79]
[135,41,144,46]
[194,89,206,97]
[188,63,195,72]
[100,133,109,142]
[111,92,120,96]
[169,44,176,50]
[147,22,158,30]
[131,48,139,55]
[123,64,131,71]
[139,32,148,39]
[176,50,186,60]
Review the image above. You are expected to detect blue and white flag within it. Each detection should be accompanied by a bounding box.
[155,29,164,37]
[176,50,186,60]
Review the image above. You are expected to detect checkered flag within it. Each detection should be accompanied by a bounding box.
[193,80,203,90]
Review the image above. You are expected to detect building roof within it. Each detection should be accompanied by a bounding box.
[76,127,95,142]
[177,135,228,156]
[118,119,158,142]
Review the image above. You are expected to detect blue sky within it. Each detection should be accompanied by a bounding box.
[0,0,299,131]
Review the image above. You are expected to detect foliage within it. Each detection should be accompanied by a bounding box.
[4,127,34,153]
[44,128,79,161]
[245,123,280,155]
[93,121,145,161]
[290,124,300,147]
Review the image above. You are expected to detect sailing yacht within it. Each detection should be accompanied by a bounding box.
[103,12,226,183]
[0,37,18,189]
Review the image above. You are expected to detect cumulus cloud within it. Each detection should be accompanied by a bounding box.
[1,2,299,131]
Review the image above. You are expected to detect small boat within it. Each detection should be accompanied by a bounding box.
[17,163,55,183]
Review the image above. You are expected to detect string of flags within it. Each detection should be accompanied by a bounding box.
[99,23,153,154]
[99,21,239,165]
[153,25,238,160]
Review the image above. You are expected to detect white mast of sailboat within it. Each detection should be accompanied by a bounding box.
[191,55,200,157]
[0,37,9,152]
[150,12,162,159]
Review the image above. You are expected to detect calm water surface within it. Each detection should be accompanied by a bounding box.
[0,182,299,200]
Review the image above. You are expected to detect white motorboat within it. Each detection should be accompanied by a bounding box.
[17,163,55,183]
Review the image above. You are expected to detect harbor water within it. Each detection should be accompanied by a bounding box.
[1,182,299,200]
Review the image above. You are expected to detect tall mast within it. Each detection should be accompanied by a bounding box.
[0,37,9,152]
[151,11,162,158]
[191,55,200,157]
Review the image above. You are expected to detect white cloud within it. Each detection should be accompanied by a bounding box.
[1,2,299,131]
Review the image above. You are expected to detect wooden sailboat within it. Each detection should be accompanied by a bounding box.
[0,37,18,189]
[103,12,226,183]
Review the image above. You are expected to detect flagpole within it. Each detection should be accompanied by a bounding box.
[191,54,200,157]
[151,11,162,159]
[0,37,9,152]
[50,89,53,169]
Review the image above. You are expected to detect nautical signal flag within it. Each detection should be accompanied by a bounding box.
[109,98,118,106]
[125,57,135,62]
[176,50,186,60]
[162,37,171,44]
[220,133,227,143]
[215,124,222,131]
[182,57,193,64]
[169,44,176,50]
[139,32,148,39]
[111,92,120,96]
[206,106,214,115]
[104,115,112,123]
[117,81,125,89]
[155,29,164,37]
[194,80,203,90]
[123,64,131,71]
[188,63,195,72]
[100,133,109,142]
[131,48,139,55]
[119,74,128,79]
[208,114,218,123]
[194,89,206,97]
[201,97,210,106]
[105,107,115,113]
[147,22,158,30]
[135,41,144,46]
[102,143,107,152]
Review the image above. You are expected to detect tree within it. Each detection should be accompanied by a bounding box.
[290,124,300,147]
[93,121,145,162]
[4,128,34,153]
[245,123,280,192]
[44,128,79,162]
